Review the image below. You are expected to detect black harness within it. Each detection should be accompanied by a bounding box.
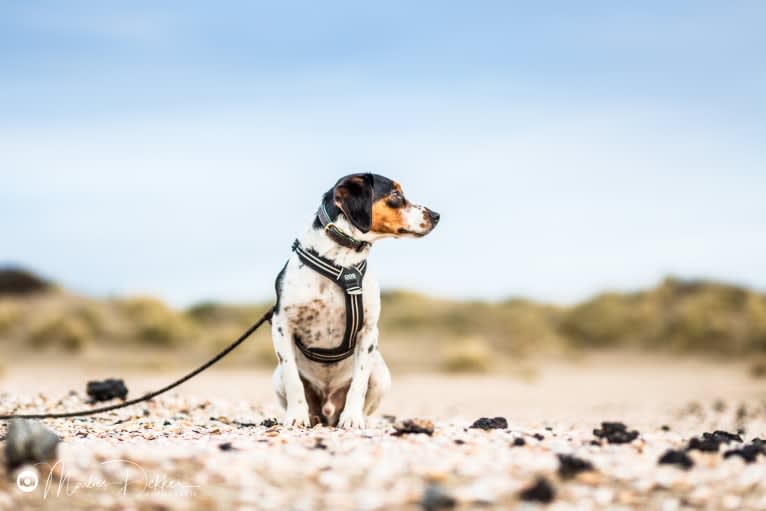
[291,240,368,363]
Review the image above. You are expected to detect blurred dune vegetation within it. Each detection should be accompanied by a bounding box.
[2,268,766,374]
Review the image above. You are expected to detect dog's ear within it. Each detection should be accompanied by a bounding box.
[334,174,374,233]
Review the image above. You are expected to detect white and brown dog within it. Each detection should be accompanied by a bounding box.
[271,173,440,428]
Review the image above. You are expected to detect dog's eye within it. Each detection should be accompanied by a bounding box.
[387,193,405,208]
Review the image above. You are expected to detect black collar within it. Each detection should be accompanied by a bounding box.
[291,240,367,295]
[317,203,370,252]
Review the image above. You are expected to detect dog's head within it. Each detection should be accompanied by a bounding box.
[321,173,440,240]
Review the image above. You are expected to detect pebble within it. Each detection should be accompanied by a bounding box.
[86,378,129,402]
[420,484,456,511]
[519,477,555,503]
[392,418,434,436]
[4,419,59,470]
[557,453,594,479]
[658,449,694,470]
[593,422,640,444]
[468,417,508,430]
[0,394,764,510]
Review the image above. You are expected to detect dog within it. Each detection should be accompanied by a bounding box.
[271,173,440,428]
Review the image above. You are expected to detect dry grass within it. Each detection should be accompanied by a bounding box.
[441,337,493,373]
[0,300,22,335]
[28,315,93,352]
[2,274,766,373]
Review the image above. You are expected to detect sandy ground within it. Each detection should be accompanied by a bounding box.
[0,355,765,510]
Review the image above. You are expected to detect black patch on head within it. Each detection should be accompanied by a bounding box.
[334,174,374,232]
[370,174,396,199]
[314,173,398,232]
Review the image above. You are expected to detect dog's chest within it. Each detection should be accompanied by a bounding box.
[281,261,354,351]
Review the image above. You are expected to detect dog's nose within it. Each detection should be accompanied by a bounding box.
[428,209,440,225]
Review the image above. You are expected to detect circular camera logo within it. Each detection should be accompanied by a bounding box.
[16,469,39,493]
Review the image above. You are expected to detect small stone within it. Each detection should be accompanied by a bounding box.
[260,418,279,428]
[469,417,508,430]
[86,378,128,402]
[5,420,60,470]
[519,477,555,503]
[658,449,694,470]
[420,484,456,511]
[557,454,594,479]
[704,430,743,443]
[392,419,434,436]
[723,440,765,463]
[512,437,526,447]
[687,436,721,452]
[218,442,235,451]
[593,422,639,444]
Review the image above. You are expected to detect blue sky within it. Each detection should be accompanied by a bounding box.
[1,1,764,306]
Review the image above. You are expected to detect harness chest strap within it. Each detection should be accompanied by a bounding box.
[291,240,367,363]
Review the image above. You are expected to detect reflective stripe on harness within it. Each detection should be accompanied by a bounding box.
[291,240,367,363]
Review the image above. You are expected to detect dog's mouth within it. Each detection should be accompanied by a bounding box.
[396,227,430,238]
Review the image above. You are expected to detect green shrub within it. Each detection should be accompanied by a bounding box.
[441,338,493,373]
[186,302,265,328]
[559,293,644,347]
[118,297,193,346]
[28,315,92,352]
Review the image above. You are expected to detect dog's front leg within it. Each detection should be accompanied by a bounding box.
[272,318,311,427]
[338,326,378,429]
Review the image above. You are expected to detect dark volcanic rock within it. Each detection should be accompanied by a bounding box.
[723,439,766,463]
[512,437,526,447]
[687,436,722,452]
[519,477,555,503]
[557,454,594,479]
[392,419,435,436]
[86,379,128,402]
[702,429,744,444]
[593,422,639,444]
[687,430,744,453]
[705,430,743,443]
[658,449,694,470]
[260,418,279,428]
[469,417,508,430]
[5,420,60,470]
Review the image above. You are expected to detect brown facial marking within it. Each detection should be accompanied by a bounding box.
[371,197,407,234]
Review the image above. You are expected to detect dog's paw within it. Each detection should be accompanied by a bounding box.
[284,406,311,428]
[338,409,366,429]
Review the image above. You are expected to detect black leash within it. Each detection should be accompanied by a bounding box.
[0,308,273,421]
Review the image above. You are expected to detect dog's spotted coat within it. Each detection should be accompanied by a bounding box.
[271,174,440,428]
